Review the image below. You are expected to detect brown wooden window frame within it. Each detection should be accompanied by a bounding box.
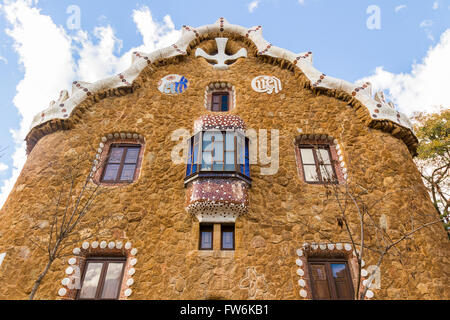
[307,258,355,300]
[220,224,235,251]
[298,144,338,184]
[199,224,214,250]
[76,257,126,300]
[210,92,230,112]
[101,143,142,183]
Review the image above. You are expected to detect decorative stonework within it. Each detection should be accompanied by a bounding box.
[251,76,282,95]
[57,240,138,300]
[157,74,188,95]
[204,82,236,111]
[239,267,269,299]
[195,37,247,70]
[91,132,145,185]
[295,243,377,300]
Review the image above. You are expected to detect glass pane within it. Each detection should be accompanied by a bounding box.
[101,263,125,299]
[317,149,331,164]
[79,262,103,299]
[103,164,120,181]
[124,148,140,164]
[222,231,234,249]
[202,132,213,152]
[304,165,319,182]
[225,151,235,171]
[109,148,124,163]
[331,263,353,300]
[120,164,136,181]
[193,141,199,164]
[213,141,224,162]
[237,136,245,165]
[201,231,212,249]
[245,139,250,177]
[320,165,335,182]
[300,148,315,164]
[225,132,235,150]
[331,264,347,278]
[221,94,229,111]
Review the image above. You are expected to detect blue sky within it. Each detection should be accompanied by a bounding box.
[0,0,449,206]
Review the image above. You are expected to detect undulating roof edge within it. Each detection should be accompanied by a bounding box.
[25,18,418,155]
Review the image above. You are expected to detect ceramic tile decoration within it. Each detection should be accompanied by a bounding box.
[251,76,282,94]
[157,74,189,94]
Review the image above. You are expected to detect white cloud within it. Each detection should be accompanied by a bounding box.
[248,0,260,13]
[433,1,439,10]
[0,2,181,207]
[0,55,7,64]
[420,20,435,41]
[420,20,433,28]
[358,29,450,116]
[394,5,407,13]
[298,0,306,4]
[0,163,8,173]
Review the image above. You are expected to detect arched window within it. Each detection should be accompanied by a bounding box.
[185,129,250,184]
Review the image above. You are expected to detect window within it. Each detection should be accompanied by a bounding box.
[101,144,141,183]
[211,92,229,112]
[205,83,235,112]
[221,225,235,250]
[308,258,354,300]
[77,257,126,300]
[185,130,250,184]
[199,225,213,250]
[298,145,337,183]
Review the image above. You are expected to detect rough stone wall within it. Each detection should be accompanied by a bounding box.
[0,38,448,300]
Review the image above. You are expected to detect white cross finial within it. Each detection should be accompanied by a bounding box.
[195,38,247,70]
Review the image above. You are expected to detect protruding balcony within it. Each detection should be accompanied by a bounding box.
[184,115,250,223]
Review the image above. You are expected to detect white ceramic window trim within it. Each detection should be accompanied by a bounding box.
[58,240,138,300]
[296,242,377,300]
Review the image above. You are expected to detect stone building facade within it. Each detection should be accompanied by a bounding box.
[0,18,448,300]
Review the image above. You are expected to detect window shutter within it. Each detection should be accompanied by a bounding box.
[310,264,332,300]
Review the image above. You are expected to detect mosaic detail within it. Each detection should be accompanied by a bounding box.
[182,25,199,38]
[351,82,371,97]
[245,26,262,37]
[251,76,282,95]
[194,114,246,133]
[186,179,248,223]
[157,74,189,95]
[132,52,151,64]
[295,243,376,300]
[195,38,247,70]
[293,52,312,64]
[57,240,138,300]
[312,73,326,88]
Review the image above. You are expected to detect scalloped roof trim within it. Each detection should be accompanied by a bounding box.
[29,17,414,137]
